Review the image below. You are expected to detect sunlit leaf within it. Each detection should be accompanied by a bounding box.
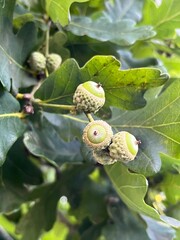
[105,163,160,219]
[141,0,180,38]
[35,56,168,111]
[45,0,89,26]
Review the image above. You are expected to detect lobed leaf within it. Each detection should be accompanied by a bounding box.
[105,163,160,219]
[0,0,38,90]
[45,0,89,27]
[0,89,25,166]
[103,0,144,22]
[141,0,180,39]
[23,113,88,165]
[16,179,62,240]
[108,78,180,176]
[35,56,169,111]
[67,16,155,46]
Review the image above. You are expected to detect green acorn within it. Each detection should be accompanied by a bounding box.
[46,53,62,73]
[82,120,113,150]
[28,51,46,72]
[73,81,105,113]
[93,149,117,165]
[109,131,140,162]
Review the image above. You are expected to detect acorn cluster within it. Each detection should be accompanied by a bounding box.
[28,51,62,74]
[73,81,140,165]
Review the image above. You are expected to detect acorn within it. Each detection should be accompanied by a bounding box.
[28,51,46,72]
[109,131,140,162]
[73,81,105,113]
[46,53,62,73]
[82,120,113,150]
[93,149,117,165]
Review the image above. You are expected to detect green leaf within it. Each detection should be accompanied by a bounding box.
[0,0,15,21]
[0,89,25,166]
[49,31,70,61]
[161,153,180,173]
[67,16,155,46]
[45,0,89,27]
[42,221,68,240]
[0,139,43,213]
[101,203,149,240]
[105,163,160,220]
[0,19,37,90]
[72,178,108,223]
[141,0,180,38]
[16,180,62,240]
[0,1,37,91]
[161,174,180,204]
[35,56,168,111]
[23,113,87,165]
[34,58,81,112]
[108,78,180,176]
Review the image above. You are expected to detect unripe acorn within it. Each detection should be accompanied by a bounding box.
[82,120,113,150]
[28,51,46,72]
[109,131,140,162]
[93,149,117,165]
[73,81,105,113]
[46,53,62,73]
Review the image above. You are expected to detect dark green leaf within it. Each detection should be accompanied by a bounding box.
[101,203,149,240]
[0,3,37,90]
[105,163,160,220]
[0,139,43,213]
[35,56,168,111]
[49,31,70,61]
[0,89,25,166]
[0,0,15,21]
[23,113,88,164]
[34,59,81,113]
[67,16,155,46]
[108,78,180,175]
[16,179,62,240]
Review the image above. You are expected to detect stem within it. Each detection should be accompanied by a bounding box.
[45,21,51,57]
[85,113,94,122]
[34,100,76,111]
[0,112,27,119]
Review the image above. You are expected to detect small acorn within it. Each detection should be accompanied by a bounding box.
[109,131,140,162]
[82,120,113,150]
[46,53,62,73]
[28,51,46,72]
[73,81,105,113]
[93,149,117,165]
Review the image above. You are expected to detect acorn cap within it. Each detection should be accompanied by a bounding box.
[82,120,113,150]
[93,149,117,165]
[73,81,105,113]
[109,131,139,162]
[28,51,46,72]
[46,53,62,73]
